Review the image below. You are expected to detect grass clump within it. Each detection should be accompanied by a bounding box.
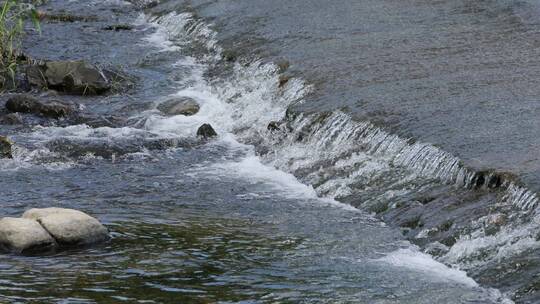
[0,0,40,90]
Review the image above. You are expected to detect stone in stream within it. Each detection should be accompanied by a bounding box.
[26,64,47,88]
[5,95,73,118]
[157,97,200,116]
[22,208,110,246]
[197,123,218,139]
[0,113,23,125]
[0,136,13,158]
[221,50,237,62]
[102,24,133,31]
[0,218,57,254]
[27,61,111,95]
[267,121,281,131]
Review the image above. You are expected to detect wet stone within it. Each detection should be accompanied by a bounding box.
[157,97,200,116]
[276,59,290,73]
[267,121,281,131]
[45,61,110,94]
[6,95,73,118]
[222,50,237,62]
[0,113,23,125]
[278,75,290,88]
[28,61,111,95]
[22,208,110,246]
[103,24,133,31]
[0,218,57,254]
[197,123,218,139]
[26,65,47,88]
[38,12,98,23]
[0,136,13,158]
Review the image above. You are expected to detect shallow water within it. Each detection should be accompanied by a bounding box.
[0,145,508,303]
[0,0,538,302]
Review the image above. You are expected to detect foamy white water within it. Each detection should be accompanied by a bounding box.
[1,6,526,302]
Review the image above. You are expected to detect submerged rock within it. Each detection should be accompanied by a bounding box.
[0,113,23,125]
[6,95,73,118]
[22,208,109,246]
[222,50,237,62]
[267,121,281,131]
[124,0,158,9]
[27,61,111,95]
[0,218,57,254]
[157,97,200,116]
[37,12,98,23]
[102,24,133,31]
[276,59,290,73]
[278,75,290,88]
[73,113,127,128]
[0,136,13,158]
[197,123,217,139]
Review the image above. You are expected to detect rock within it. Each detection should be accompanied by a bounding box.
[27,61,111,95]
[0,113,22,125]
[73,113,127,128]
[278,75,290,88]
[0,217,57,254]
[276,60,290,73]
[103,24,133,31]
[157,97,200,116]
[26,65,47,88]
[197,123,217,139]
[0,136,13,158]
[267,121,281,131]
[22,208,109,246]
[6,95,73,118]
[38,12,98,23]
[44,61,111,95]
[222,50,237,62]
[125,0,158,9]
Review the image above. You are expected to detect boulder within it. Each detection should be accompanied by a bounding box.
[22,208,109,246]
[27,61,111,95]
[5,95,73,118]
[0,136,13,158]
[197,123,217,139]
[26,65,47,88]
[45,61,110,94]
[0,217,57,254]
[157,97,200,116]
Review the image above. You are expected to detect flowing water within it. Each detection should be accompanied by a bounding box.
[0,0,539,303]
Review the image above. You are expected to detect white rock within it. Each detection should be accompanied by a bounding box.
[0,217,57,253]
[22,208,109,246]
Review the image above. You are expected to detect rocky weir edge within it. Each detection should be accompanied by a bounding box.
[0,0,538,302]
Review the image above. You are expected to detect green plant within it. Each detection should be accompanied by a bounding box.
[0,0,40,89]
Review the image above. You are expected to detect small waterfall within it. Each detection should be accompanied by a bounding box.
[145,9,540,299]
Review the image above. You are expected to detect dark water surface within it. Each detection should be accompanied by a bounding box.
[0,0,538,303]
